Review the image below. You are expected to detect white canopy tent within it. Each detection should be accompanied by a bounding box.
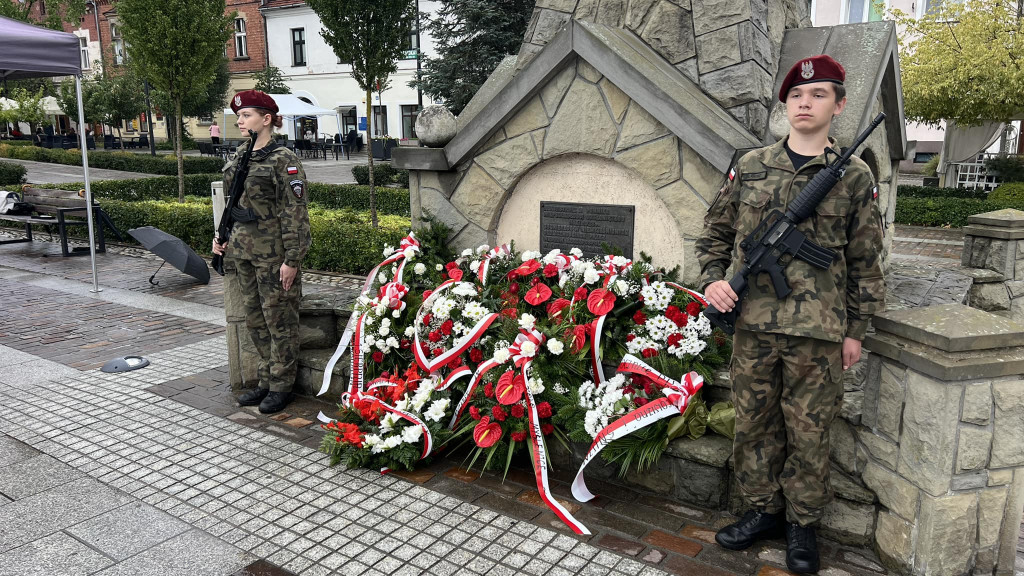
[222,94,342,140]
[0,15,101,292]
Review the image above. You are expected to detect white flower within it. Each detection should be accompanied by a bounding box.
[404,326,416,338]
[380,318,391,327]
[463,302,488,322]
[436,264,444,271]
[526,376,544,395]
[553,382,568,395]
[376,339,388,351]
[392,309,401,318]
[380,413,400,432]
[382,245,395,257]
[570,248,583,258]
[414,263,426,275]
[424,398,450,422]
[520,341,537,357]
[584,268,600,285]
[386,337,399,349]
[543,249,562,265]
[452,282,477,297]
[518,313,536,331]
[377,325,390,337]
[612,256,629,267]
[470,260,481,273]
[378,273,388,284]
[383,435,403,449]
[461,248,473,257]
[477,244,490,254]
[614,280,629,295]
[493,348,511,364]
[401,425,423,444]
[522,251,534,262]
[546,339,564,355]
[365,434,384,453]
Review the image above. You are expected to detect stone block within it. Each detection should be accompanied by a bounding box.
[680,141,722,203]
[451,223,491,255]
[671,456,730,508]
[596,0,627,26]
[540,62,575,116]
[897,371,960,496]
[696,26,742,73]
[952,471,988,491]
[861,461,918,521]
[990,380,1024,467]
[956,427,992,472]
[736,21,775,73]
[876,363,904,440]
[996,470,1024,574]
[536,0,577,10]
[420,186,467,238]
[418,170,459,199]
[915,492,978,576]
[67,501,191,561]
[831,466,876,504]
[692,0,751,35]
[872,303,1024,353]
[857,427,899,469]
[861,355,884,429]
[961,267,1006,283]
[977,486,1008,548]
[969,282,1011,312]
[727,102,769,136]
[298,314,336,349]
[90,529,251,576]
[616,101,671,151]
[840,390,863,425]
[627,0,659,30]
[1007,280,1024,299]
[0,532,113,575]
[0,455,83,500]
[639,1,696,64]
[962,381,992,425]
[874,510,913,572]
[531,8,571,45]
[599,78,629,123]
[544,78,618,158]
[656,180,708,240]
[0,436,40,468]
[988,469,1012,486]
[830,418,857,476]
[820,497,875,546]
[450,164,506,231]
[700,61,773,108]
[962,236,1014,279]
[504,96,550,138]
[665,432,732,467]
[476,133,539,190]
[675,58,700,83]
[615,136,680,188]
[974,546,996,576]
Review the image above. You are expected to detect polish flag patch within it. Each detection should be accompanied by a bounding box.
[872,186,878,199]
[287,166,298,175]
[728,168,736,181]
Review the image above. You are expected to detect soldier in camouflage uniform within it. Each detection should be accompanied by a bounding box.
[213,90,311,414]
[695,55,885,573]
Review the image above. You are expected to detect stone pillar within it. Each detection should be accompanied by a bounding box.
[224,267,260,392]
[862,304,1024,576]
[961,208,1024,323]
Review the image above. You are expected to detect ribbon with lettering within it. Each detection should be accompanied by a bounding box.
[477,244,511,285]
[570,354,703,503]
[412,281,499,374]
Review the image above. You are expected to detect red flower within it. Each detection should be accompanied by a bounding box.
[673,313,689,328]
[372,351,384,363]
[525,283,553,306]
[632,310,647,325]
[507,270,519,280]
[446,261,459,270]
[448,269,464,282]
[587,289,616,316]
[504,294,519,307]
[440,320,454,335]
[687,302,702,317]
[431,348,444,357]
[667,333,683,347]
[473,417,502,448]
[543,263,558,278]
[423,313,433,325]
[469,406,481,420]
[570,324,589,353]
[492,405,507,422]
[502,308,518,318]
[496,370,525,405]
[428,330,442,343]
[666,305,681,318]
[537,402,552,419]
[511,431,528,442]
[641,348,659,358]
[423,290,433,300]
[635,397,649,406]
[483,382,495,398]
[448,356,463,369]
[530,277,541,286]
[547,298,571,321]
[470,348,484,363]
[573,286,588,301]
[514,259,541,277]
[510,404,526,419]
[541,423,554,435]
[626,334,636,342]
[400,339,411,349]
[643,381,653,395]
[509,282,520,293]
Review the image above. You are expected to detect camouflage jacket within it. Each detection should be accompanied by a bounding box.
[223,142,311,268]
[695,136,885,342]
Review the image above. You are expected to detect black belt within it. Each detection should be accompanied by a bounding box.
[231,207,259,223]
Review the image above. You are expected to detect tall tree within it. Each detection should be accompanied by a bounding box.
[153,57,232,148]
[252,66,292,94]
[95,71,147,148]
[116,0,233,201]
[306,0,417,228]
[0,0,85,29]
[889,0,1024,127]
[411,0,534,115]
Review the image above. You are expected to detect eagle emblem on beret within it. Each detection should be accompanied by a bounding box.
[234,95,242,107]
[800,60,814,80]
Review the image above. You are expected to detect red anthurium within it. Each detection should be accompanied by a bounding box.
[524,283,552,306]
[570,324,589,353]
[495,370,525,405]
[587,289,616,316]
[514,259,541,277]
[546,298,571,320]
[473,416,503,448]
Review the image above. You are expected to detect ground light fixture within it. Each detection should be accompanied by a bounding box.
[100,355,150,373]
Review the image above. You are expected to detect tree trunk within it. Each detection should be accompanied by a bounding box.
[117,126,124,150]
[175,100,185,202]
[366,90,378,229]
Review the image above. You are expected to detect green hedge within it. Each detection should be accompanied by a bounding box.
[896,185,988,199]
[1,140,35,147]
[990,182,1024,204]
[0,143,224,175]
[306,182,410,215]
[894,197,1024,227]
[97,198,409,274]
[352,163,410,188]
[0,161,26,186]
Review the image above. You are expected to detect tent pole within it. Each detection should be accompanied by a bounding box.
[76,76,101,294]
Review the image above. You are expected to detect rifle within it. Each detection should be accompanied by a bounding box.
[704,113,885,335]
[210,129,258,276]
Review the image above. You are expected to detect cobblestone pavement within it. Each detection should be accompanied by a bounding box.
[0,227,1018,576]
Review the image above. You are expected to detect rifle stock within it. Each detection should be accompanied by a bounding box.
[210,130,258,275]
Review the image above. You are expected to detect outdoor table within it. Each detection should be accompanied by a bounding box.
[330,142,349,161]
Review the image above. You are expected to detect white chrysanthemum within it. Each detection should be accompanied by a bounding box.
[518,313,536,331]
[463,302,488,322]
[424,398,450,422]
[612,256,630,267]
[402,247,416,260]
[378,272,388,284]
[520,341,537,358]
[380,318,391,328]
[470,260,481,273]
[452,282,477,297]
[377,325,390,337]
[435,264,444,271]
[477,244,490,254]
[493,348,511,364]
[414,263,426,275]
[375,339,388,351]
[375,303,386,317]
[404,326,416,338]
[546,339,564,355]
[584,268,600,285]
[570,247,583,257]
[382,245,395,257]
[386,337,399,349]
[526,376,544,395]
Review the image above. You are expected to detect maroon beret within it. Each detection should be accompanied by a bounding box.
[778,55,846,102]
[230,90,278,114]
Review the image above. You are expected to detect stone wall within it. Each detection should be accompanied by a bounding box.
[412,56,725,283]
[962,209,1024,323]
[517,0,811,137]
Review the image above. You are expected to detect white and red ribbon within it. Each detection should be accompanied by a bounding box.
[477,244,510,285]
[509,329,546,368]
[412,281,498,374]
[571,354,703,503]
[436,365,471,391]
[449,359,500,429]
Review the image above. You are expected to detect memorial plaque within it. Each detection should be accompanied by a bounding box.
[539,202,635,258]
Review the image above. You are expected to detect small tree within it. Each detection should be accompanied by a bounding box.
[412,0,534,115]
[8,87,48,134]
[306,0,417,228]
[95,72,147,148]
[253,66,292,94]
[57,77,103,135]
[154,58,231,149]
[117,0,233,201]
[889,0,1024,127]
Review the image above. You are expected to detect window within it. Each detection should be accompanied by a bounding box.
[341,107,357,134]
[234,18,248,59]
[402,24,419,60]
[111,23,125,65]
[372,105,389,137]
[80,37,90,70]
[914,152,937,163]
[291,28,306,66]
[844,0,884,22]
[401,105,420,139]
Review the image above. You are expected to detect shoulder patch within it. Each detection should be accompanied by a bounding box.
[872,186,879,200]
[290,179,305,199]
[728,168,736,181]
[287,166,298,175]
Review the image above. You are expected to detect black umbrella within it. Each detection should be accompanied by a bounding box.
[128,226,210,285]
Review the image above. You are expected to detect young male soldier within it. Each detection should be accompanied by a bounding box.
[695,55,885,573]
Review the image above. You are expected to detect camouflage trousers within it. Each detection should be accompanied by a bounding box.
[730,329,844,526]
[230,258,302,393]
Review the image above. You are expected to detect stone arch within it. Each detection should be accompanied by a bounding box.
[860,147,880,182]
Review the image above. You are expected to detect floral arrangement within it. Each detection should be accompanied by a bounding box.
[317,222,733,534]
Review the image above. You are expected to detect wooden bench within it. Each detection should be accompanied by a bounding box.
[0,186,123,257]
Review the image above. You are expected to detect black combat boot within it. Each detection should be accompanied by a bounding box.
[785,522,820,574]
[715,509,784,550]
[259,391,292,414]
[237,387,269,406]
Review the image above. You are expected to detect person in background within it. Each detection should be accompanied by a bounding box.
[210,120,221,145]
